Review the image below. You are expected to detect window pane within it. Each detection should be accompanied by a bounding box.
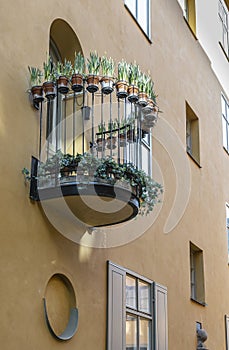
[125,0,136,17]
[222,117,228,150]
[141,144,150,175]
[126,275,137,309]
[221,96,226,118]
[126,314,137,350]
[138,0,148,34]
[140,318,151,350]
[139,281,150,313]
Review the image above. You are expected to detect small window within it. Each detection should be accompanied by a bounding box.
[226,203,229,262]
[222,94,229,153]
[186,102,200,165]
[124,0,151,39]
[225,315,229,350]
[190,242,205,305]
[183,0,197,35]
[218,0,229,57]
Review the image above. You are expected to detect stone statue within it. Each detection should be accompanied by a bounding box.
[197,328,208,349]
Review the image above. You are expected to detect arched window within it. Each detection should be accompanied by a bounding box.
[45,19,84,155]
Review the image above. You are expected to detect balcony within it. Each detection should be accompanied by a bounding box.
[28,54,162,228]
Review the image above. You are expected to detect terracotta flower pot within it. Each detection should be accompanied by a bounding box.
[96,138,106,152]
[143,104,158,123]
[116,81,128,99]
[43,81,56,100]
[107,136,117,149]
[86,75,100,93]
[119,133,127,147]
[71,74,84,92]
[142,99,155,114]
[100,77,114,95]
[138,92,148,107]
[57,76,69,94]
[31,85,44,103]
[128,85,139,103]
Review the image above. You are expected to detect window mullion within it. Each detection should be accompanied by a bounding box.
[136,0,138,21]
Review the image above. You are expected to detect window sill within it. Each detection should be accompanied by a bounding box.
[183,17,198,40]
[219,41,229,62]
[187,152,202,168]
[124,5,152,44]
[223,146,229,155]
[190,298,207,306]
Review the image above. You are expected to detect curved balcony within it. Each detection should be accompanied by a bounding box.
[29,55,162,228]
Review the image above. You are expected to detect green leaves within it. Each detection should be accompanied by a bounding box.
[87,51,101,75]
[28,66,43,87]
[73,52,85,75]
[101,55,115,77]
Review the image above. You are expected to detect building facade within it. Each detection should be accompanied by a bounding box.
[0,0,229,349]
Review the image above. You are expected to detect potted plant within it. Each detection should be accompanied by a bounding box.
[128,62,140,103]
[100,55,115,94]
[43,55,56,100]
[28,66,44,103]
[96,122,106,152]
[86,51,101,93]
[116,60,129,98]
[138,73,150,107]
[95,156,123,183]
[55,59,72,94]
[76,152,102,179]
[71,51,85,92]
[142,80,159,126]
[107,121,117,149]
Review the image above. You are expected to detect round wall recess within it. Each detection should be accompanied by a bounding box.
[43,273,78,341]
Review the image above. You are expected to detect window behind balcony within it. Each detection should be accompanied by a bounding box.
[124,0,151,39]
[218,0,229,57]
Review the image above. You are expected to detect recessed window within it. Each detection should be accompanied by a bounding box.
[186,102,200,165]
[190,242,205,305]
[218,0,229,57]
[226,203,229,262]
[222,94,229,153]
[225,315,229,350]
[108,262,168,350]
[124,0,151,39]
[179,0,196,35]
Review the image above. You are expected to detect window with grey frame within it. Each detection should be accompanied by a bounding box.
[124,0,151,39]
[222,94,229,153]
[226,203,229,262]
[107,261,168,350]
[190,242,205,305]
[218,0,229,57]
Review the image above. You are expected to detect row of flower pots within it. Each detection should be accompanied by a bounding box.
[28,52,159,111]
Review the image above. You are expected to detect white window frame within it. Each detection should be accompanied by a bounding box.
[222,94,229,153]
[226,203,229,262]
[218,0,229,57]
[124,0,151,40]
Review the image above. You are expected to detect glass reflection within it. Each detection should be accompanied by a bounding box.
[126,314,137,350]
[140,318,151,350]
[126,275,137,309]
[139,281,150,313]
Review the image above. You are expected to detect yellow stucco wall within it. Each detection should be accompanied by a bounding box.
[0,0,229,349]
